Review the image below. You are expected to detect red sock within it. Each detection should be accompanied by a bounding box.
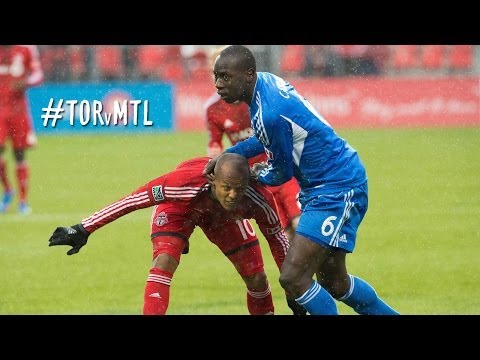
[16,162,29,203]
[247,283,274,315]
[0,158,11,192]
[143,268,173,315]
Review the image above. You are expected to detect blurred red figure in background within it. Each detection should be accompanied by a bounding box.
[0,45,44,214]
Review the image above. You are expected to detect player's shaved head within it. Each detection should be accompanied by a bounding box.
[211,45,230,69]
[214,153,250,179]
[211,153,250,210]
[218,45,256,72]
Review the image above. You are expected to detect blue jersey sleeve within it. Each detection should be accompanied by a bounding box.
[225,135,265,158]
[257,114,294,186]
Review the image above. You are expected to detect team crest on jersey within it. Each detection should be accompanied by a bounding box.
[155,212,168,226]
[152,185,164,201]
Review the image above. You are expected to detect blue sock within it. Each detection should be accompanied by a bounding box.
[295,281,338,315]
[339,275,399,315]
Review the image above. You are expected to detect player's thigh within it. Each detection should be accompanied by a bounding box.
[202,219,265,277]
[283,233,327,276]
[150,204,195,263]
[296,184,368,253]
[315,250,350,297]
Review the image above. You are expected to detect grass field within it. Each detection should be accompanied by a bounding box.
[0,127,479,315]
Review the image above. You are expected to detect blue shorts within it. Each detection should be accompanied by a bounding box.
[296,182,368,253]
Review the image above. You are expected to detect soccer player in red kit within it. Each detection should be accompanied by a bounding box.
[205,92,301,242]
[0,45,44,214]
[48,154,303,315]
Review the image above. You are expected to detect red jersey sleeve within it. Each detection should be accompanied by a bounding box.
[246,183,290,270]
[205,98,225,157]
[81,157,210,234]
[24,45,44,87]
[81,182,155,233]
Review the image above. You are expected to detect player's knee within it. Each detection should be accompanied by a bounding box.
[291,215,300,230]
[279,269,301,294]
[14,150,25,162]
[152,253,179,274]
[242,271,268,291]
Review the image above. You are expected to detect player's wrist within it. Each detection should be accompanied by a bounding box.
[75,223,90,236]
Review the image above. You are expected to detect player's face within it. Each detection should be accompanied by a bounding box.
[212,175,249,211]
[213,57,248,104]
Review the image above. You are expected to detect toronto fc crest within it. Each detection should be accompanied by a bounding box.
[155,211,168,226]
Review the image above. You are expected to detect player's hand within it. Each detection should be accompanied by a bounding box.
[287,297,308,315]
[11,79,26,91]
[250,162,269,180]
[48,223,90,256]
[203,157,218,182]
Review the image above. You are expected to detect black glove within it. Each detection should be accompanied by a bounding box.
[48,223,90,256]
[287,297,308,316]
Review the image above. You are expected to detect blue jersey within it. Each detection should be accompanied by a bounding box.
[226,72,367,202]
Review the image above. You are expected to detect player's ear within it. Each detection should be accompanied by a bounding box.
[246,68,255,83]
[206,173,215,186]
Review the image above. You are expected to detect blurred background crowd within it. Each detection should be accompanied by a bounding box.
[38,45,479,83]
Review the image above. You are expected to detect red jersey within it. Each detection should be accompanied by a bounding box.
[205,93,265,165]
[81,157,289,269]
[0,45,44,107]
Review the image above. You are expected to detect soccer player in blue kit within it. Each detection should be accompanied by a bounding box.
[204,45,399,315]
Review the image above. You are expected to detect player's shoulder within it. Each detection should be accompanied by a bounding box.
[257,72,278,89]
[256,72,291,107]
[176,156,211,170]
[169,157,210,188]
[258,71,292,90]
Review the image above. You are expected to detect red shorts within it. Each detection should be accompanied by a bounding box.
[0,105,37,150]
[267,178,301,228]
[150,203,265,277]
